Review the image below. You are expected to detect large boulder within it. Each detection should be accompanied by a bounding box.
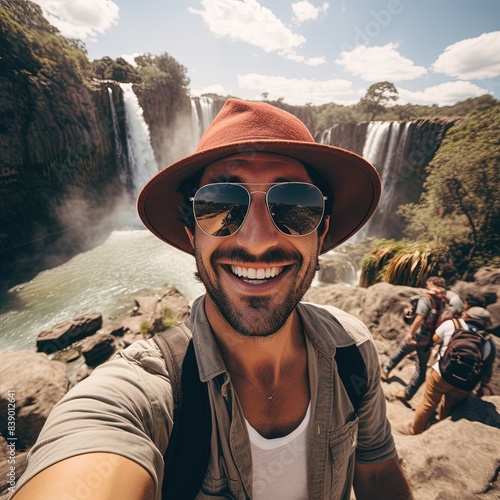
[80,332,116,366]
[36,312,103,354]
[0,351,69,449]
[474,267,500,286]
[119,287,191,336]
[394,397,500,499]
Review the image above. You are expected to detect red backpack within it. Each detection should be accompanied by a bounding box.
[439,319,490,391]
[421,290,449,333]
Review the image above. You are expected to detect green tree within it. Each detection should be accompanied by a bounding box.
[135,52,189,91]
[360,81,399,120]
[399,104,500,278]
[0,0,91,84]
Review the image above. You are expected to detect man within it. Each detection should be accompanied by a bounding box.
[409,307,493,434]
[13,99,412,499]
[381,276,448,400]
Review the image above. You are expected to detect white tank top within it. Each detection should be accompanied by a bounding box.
[245,403,311,499]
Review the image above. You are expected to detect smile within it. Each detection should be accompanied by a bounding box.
[230,265,285,284]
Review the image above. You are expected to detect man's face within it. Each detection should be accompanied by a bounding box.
[185,152,329,338]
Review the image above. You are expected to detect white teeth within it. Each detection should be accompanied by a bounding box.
[230,265,283,280]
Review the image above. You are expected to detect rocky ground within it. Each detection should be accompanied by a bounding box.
[1,268,499,498]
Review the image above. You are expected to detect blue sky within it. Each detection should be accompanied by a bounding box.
[32,0,500,106]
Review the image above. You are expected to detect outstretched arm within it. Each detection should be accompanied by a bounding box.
[13,452,155,500]
[354,456,413,500]
[406,314,425,343]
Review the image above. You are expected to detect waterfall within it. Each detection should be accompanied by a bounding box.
[362,121,411,213]
[108,87,133,191]
[318,122,369,155]
[190,99,202,148]
[350,121,411,240]
[190,96,223,143]
[319,128,331,145]
[119,83,159,195]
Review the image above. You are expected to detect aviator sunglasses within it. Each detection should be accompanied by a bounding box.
[190,182,327,238]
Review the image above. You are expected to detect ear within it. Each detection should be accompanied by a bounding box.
[318,215,330,254]
[184,226,195,250]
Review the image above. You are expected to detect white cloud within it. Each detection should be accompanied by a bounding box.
[432,31,500,80]
[188,0,324,64]
[397,81,490,106]
[237,73,361,105]
[336,43,427,81]
[32,0,119,40]
[291,1,329,24]
[306,56,327,66]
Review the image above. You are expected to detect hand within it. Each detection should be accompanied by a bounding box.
[406,334,416,345]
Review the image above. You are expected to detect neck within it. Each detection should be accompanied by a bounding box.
[205,297,303,379]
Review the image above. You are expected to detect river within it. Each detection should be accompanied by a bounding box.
[0,229,205,353]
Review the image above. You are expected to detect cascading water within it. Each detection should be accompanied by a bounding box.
[353,121,411,240]
[365,122,411,214]
[190,96,223,144]
[108,87,133,191]
[190,99,202,148]
[198,96,217,132]
[1,88,208,353]
[119,83,159,195]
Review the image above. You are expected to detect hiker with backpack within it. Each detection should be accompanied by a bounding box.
[407,307,493,434]
[13,100,412,499]
[381,276,449,401]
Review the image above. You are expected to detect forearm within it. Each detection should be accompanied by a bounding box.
[354,457,413,500]
[13,453,155,500]
[407,315,424,342]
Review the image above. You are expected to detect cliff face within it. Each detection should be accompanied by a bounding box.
[321,118,457,240]
[0,75,126,287]
[0,67,459,290]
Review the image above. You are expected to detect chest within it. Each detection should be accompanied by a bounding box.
[231,356,310,439]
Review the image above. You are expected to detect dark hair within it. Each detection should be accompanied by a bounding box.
[427,276,447,289]
[177,162,333,235]
[178,168,206,233]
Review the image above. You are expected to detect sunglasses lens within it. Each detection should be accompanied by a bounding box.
[268,184,324,236]
[193,184,249,236]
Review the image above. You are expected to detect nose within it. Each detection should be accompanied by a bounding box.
[234,191,280,253]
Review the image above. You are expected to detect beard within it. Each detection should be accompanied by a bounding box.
[193,244,319,337]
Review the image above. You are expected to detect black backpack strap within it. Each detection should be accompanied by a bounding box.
[153,324,211,500]
[324,310,369,415]
[335,344,368,415]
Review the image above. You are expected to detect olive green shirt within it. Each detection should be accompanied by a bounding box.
[15,297,395,499]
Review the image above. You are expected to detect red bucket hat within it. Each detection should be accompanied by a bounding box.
[138,98,381,254]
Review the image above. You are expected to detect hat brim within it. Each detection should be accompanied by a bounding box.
[137,139,381,255]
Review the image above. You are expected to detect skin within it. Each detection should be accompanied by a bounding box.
[185,153,327,438]
[14,152,412,499]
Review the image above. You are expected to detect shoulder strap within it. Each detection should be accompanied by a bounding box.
[335,344,368,415]
[324,310,368,415]
[451,318,461,331]
[153,324,211,500]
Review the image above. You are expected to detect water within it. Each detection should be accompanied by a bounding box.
[108,87,132,191]
[0,230,204,353]
[120,83,159,195]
